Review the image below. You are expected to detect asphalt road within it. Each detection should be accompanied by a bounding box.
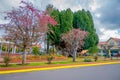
[0,64,120,80]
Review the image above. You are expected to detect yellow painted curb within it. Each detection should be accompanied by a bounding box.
[0,62,120,74]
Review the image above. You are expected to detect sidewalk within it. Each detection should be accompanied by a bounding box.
[0,61,120,74]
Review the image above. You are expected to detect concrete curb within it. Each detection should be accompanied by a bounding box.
[0,62,120,74]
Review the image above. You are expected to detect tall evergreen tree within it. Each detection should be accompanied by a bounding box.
[46,4,54,53]
[60,8,73,33]
[47,7,98,52]
[73,9,99,49]
[48,8,74,49]
[48,9,61,48]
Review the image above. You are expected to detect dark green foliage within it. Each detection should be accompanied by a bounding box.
[88,46,99,55]
[47,9,61,48]
[84,58,92,62]
[60,8,73,33]
[32,47,40,55]
[73,9,99,49]
[47,5,98,52]
[4,56,10,67]
[46,4,55,54]
[48,8,73,49]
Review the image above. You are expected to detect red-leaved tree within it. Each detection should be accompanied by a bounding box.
[3,1,57,64]
[62,29,87,62]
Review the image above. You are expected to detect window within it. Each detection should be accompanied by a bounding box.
[118,42,120,46]
[110,42,114,45]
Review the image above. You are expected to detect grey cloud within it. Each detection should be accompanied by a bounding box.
[96,0,120,29]
[0,0,20,23]
[0,0,120,40]
[77,0,93,10]
[32,0,51,10]
[0,0,20,12]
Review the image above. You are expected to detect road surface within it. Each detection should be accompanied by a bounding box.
[0,64,120,80]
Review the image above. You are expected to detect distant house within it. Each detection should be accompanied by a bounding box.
[98,37,120,55]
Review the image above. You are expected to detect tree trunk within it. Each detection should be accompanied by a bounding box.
[47,38,49,54]
[22,48,26,64]
[53,45,55,55]
[108,50,112,60]
[73,49,77,62]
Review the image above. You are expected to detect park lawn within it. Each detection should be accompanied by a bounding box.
[0,58,82,68]
[0,57,120,68]
[0,57,84,67]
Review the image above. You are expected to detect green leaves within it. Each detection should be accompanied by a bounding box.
[48,8,73,48]
[47,6,99,52]
[73,9,99,49]
[88,46,99,55]
[60,8,73,33]
[32,47,40,55]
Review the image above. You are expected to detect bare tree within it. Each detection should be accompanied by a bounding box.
[102,44,113,60]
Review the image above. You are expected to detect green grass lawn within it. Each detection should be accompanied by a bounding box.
[0,57,120,68]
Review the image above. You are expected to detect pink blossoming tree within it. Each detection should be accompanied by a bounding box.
[4,1,57,64]
[62,29,87,62]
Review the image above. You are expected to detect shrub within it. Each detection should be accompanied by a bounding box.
[2,46,7,51]
[4,56,10,66]
[94,56,98,62]
[47,55,54,64]
[88,46,99,55]
[84,58,92,62]
[32,47,40,55]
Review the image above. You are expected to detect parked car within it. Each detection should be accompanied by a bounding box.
[112,52,118,57]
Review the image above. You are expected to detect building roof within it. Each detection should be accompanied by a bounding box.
[106,37,120,43]
[98,41,107,45]
[98,37,120,46]
[111,38,120,42]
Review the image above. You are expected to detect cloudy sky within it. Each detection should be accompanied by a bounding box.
[0,0,120,41]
